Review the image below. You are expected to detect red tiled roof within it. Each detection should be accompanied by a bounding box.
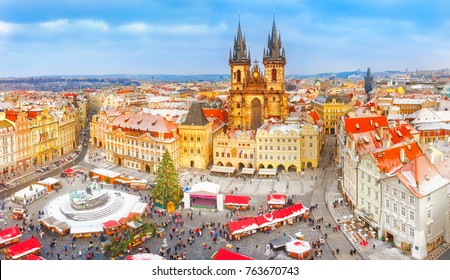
[203,108,228,123]
[212,248,254,260]
[345,116,388,133]
[309,109,320,124]
[394,154,448,198]
[372,142,423,174]
[388,124,415,144]
[112,113,177,134]
[5,110,19,122]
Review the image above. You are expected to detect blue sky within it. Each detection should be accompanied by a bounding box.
[0,0,449,76]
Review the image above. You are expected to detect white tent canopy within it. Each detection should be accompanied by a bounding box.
[189,182,220,195]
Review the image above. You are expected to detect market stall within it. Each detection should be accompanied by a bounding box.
[103,220,121,235]
[285,240,311,260]
[36,177,62,192]
[129,179,149,190]
[89,168,122,184]
[269,235,293,251]
[11,184,47,206]
[227,217,259,240]
[70,225,103,238]
[0,226,22,248]
[267,193,287,209]
[11,208,27,220]
[258,168,277,179]
[210,165,236,177]
[3,237,42,260]
[224,195,250,210]
[211,248,254,260]
[63,168,77,177]
[129,203,148,219]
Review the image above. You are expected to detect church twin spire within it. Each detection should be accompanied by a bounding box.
[264,19,285,61]
[229,21,250,64]
[230,16,285,65]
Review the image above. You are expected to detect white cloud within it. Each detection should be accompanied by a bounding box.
[118,21,228,35]
[39,19,109,32]
[0,21,20,35]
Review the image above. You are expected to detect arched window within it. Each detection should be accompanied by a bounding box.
[236,70,241,83]
[271,69,277,82]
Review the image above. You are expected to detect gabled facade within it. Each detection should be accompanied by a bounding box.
[380,154,449,259]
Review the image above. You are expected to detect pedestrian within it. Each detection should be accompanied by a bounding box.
[373,244,376,250]
[336,248,340,255]
[236,246,240,253]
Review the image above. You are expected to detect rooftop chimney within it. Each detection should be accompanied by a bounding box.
[400,148,405,163]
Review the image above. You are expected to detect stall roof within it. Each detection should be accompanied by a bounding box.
[241,168,256,175]
[224,195,250,206]
[269,235,293,249]
[130,203,148,215]
[127,220,142,229]
[53,221,71,232]
[6,237,42,259]
[39,216,59,227]
[211,165,236,174]
[227,217,259,235]
[103,220,120,229]
[0,226,22,244]
[64,168,77,174]
[70,225,104,235]
[12,184,47,199]
[189,182,220,195]
[258,168,277,176]
[285,240,311,254]
[212,248,254,260]
[37,177,60,185]
[268,193,287,205]
[91,168,122,178]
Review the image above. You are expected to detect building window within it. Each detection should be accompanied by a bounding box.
[393,189,397,196]
[427,225,432,236]
[401,223,406,233]
[375,192,379,201]
[427,195,431,202]
[401,207,406,217]
[393,203,398,213]
[427,209,432,219]
[386,216,390,224]
[374,206,378,215]
[401,192,406,200]
[393,219,397,228]
[409,195,415,204]
[409,228,414,237]
[409,211,415,221]
[385,199,390,208]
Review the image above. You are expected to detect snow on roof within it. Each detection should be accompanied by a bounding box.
[13,184,47,199]
[37,177,60,185]
[90,168,122,178]
[189,182,220,195]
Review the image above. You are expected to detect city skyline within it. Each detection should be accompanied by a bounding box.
[1,0,449,77]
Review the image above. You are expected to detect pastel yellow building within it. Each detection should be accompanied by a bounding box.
[256,122,301,172]
[54,107,77,155]
[28,108,59,166]
[312,94,354,135]
[178,103,225,169]
[90,109,125,148]
[213,129,256,170]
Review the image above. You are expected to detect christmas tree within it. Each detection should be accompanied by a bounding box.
[152,150,183,207]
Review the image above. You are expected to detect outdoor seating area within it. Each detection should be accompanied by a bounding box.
[340,219,377,245]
